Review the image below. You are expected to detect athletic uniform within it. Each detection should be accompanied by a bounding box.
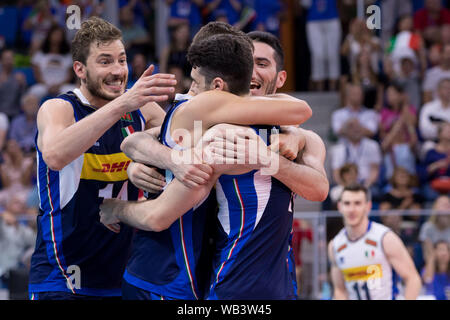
[332,221,397,300]
[29,89,144,299]
[207,126,297,300]
[122,97,216,300]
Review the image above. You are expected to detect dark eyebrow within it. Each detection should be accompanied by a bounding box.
[254,57,271,64]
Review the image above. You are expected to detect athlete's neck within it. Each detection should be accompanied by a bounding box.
[79,85,109,108]
[346,218,369,241]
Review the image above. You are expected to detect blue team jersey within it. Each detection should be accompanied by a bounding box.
[207,125,297,300]
[307,0,339,22]
[123,99,217,300]
[29,89,144,296]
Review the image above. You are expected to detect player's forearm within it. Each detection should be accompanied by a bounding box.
[274,156,329,201]
[403,273,422,300]
[121,131,174,170]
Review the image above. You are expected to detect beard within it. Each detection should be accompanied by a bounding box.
[264,77,277,95]
[85,70,126,101]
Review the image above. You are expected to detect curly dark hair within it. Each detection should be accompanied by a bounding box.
[187,33,253,96]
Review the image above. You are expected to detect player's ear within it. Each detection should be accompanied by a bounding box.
[211,77,225,91]
[73,61,86,81]
[276,70,287,89]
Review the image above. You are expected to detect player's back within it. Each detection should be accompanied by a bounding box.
[208,126,297,300]
[124,97,216,299]
[331,221,395,300]
[29,89,143,297]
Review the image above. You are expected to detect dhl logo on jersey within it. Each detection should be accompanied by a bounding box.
[342,264,383,282]
[80,152,131,182]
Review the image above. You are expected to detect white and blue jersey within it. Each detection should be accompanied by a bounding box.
[208,125,297,300]
[29,89,143,297]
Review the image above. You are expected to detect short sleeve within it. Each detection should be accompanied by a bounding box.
[0,113,9,131]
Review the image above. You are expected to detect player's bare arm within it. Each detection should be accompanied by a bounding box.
[37,65,176,170]
[100,124,257,232]
[173,90,312,134]
[382,231,422,300]
[273,128,329,201]
[328,240,349,300]
[121,127,213,189]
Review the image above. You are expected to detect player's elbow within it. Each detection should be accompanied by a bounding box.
[42,149,68,171]
[143,213,170,232]
[292,101,312,125]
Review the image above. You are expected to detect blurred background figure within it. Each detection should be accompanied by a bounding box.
[303,0,341,91]
[421,240,450,300]
[8,92,38,155]
[380,82,418,181]
[28,25,72,102]
[419,195,450,262]
[0,49,26,120]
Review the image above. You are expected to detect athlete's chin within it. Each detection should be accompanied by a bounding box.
[250,88,264,97]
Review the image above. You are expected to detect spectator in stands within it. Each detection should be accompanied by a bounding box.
[9,93,38,154]
[380,82,418,179]
[0,49,26,120]
[22,0,58,55]
[0,198,37,288]
[419,195,450,261]
[0,139,34,208]
[388,15,427,78]
[204,0,242,26]
[423,44,450,103]
[422,240,450,300]
[119,0,151,29]
[379,166,424,212]
[303,0,341,91]
[380,0,413,50]
[167,0,204,37]
[329,163,358,206]
[413,0,450,46]
[119,6,151,58]
[347,47,384,110]
[331,83,379,142]
[394,55,422,110]
[159,22,191,77]
[127,52,148,89]
[331,125,382,197]
[29,25,72,101]
[428,24,450,69]
[341,18,381,77]
[423,122,450,196]
[251,0,282,36]
[419,78,450,143]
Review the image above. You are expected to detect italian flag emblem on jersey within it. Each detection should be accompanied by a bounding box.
[121,125,135,138]
[365,250,375,258]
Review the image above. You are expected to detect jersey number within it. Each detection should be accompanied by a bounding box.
[99,182,129,200]
[352,282,371,300]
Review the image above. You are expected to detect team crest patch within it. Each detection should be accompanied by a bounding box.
[121,112,134,122]
[339,256,345,264]
[365,239,377,247]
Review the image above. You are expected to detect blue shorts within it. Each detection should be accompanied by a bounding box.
[121,279,174,300]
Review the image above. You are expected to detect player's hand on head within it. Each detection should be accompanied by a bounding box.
[99,199,123,233]
[127,162,166,193]
[120,64,177,111]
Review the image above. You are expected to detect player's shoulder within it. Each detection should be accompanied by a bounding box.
[38,97,73,115]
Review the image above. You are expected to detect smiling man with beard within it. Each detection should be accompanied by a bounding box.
[28,17,177,300]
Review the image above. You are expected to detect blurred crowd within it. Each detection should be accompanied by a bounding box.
[0,0,448,299]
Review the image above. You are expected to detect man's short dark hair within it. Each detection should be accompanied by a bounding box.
[187,34,253,96]
[192,21,253,50]
[338,183,372,202]
[247,31,284,71]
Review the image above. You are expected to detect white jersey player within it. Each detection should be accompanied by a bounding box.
[328,184,422,300]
